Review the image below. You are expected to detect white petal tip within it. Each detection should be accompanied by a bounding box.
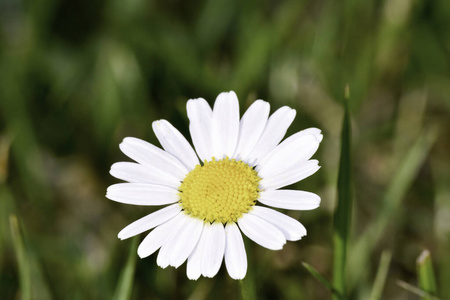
[232,275,246,280]
[117,231,130,240]
[316,134,324,143]
[137,246,152,258]
[157,261,169,269]
[137,251,147,259]
[187,275,200,281]
[288,108,297,117]
[120,137,140,146]
[315,196,322,206]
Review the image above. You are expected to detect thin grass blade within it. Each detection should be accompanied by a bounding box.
[332,85,353,300]
[417,250,438,300]
[349,126,438,288]
[369,250,392,300]
[239,265,256,300]
[9,214,31,300]
[113,237,139,300]
[397,280,441,300]
[302,262,347,300]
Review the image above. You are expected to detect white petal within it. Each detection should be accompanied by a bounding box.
[232,100,270,161]
[259,160,320,190]
[256,135,318,178]
[157,213,191,268]
[258,190,321,210]
[212,91,240,159]
[187,225,208,280]
[201,222,225,278]
[169,218,204,268]
[187,98,213,162]
[224,222,247,280]
[106,183,179,206]
[245,106,296,166]
[110,162,181,188]
[137,212,182,258]
[119,137,188,180]
[250,206,306,241]
[152,120,199,170]
[256,129,322,178]
[237,213,286,250]
[118,204,182,240]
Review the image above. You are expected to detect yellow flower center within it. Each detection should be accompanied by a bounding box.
[178,157,261,224]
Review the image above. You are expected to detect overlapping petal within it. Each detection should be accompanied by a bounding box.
[137,212,183,258]
[256,128,322,178]
[168,217,204,268]
[152,120,199,170]
[186,222,226,280]
[245,106,296,166]
[156,213,192,268]
[187,224,208,280]
[119,137,188,181]
[110,162,181,188]
[118,203,182,240]
[250,206,307,241]
[259,160,320,190]
[238,212,286,250]
[233,100,270,162]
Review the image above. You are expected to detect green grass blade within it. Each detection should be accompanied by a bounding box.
[349,126,437,288]
[302,262,347,300]
[239,277,256,300]
[113,237,139,300]
[9,214,31,300]
[239,262,256,300]
[397,280,441,300]
[332,86,353,299]
[369,250,392,300]
[417,250,438,300]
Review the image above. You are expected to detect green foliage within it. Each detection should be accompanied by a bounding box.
[1,0,450,299]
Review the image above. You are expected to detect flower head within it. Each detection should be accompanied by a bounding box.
[106,91,322,280]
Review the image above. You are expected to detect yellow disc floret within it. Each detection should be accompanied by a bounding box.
[178,157,261,224]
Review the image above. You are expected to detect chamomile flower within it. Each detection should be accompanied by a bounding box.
[106,91,322,280]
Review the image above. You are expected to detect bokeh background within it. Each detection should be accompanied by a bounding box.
[1,0,450,299]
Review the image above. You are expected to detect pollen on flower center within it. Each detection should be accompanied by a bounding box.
[178,157,261,224]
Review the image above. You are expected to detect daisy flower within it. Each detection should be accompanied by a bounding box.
[106,91,322,280]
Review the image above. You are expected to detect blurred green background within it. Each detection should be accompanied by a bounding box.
[1,0,450,299]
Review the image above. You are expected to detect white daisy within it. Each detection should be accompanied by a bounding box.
[106,91,322,280]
